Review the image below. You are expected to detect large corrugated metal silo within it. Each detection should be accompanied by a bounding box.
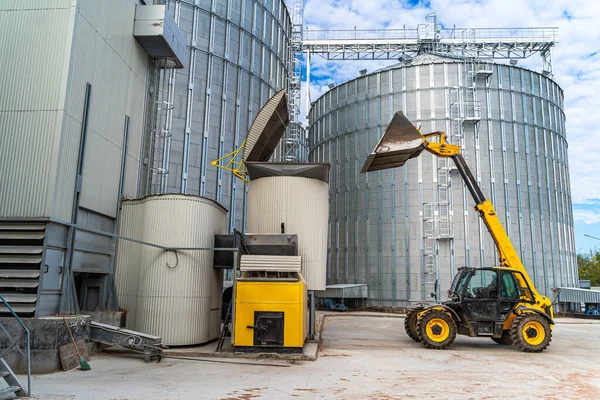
[115,194,227,345]
[140,0,292,234]
[309,54,577,306]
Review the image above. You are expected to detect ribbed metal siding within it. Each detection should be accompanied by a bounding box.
[246,177,328,290]
[115,194,227,345]
[145,0,291,234]
[69,0,149,217]
[0,2,74,218]
[114,201,145,325]
[309,61,577,306]
[557,288,600,304]
[0,0,149,220]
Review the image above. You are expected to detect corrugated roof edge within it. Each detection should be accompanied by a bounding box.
[245,162,330,183]
[121,193,229,213]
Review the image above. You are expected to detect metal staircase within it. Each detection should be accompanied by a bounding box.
[283,0,304,162]
[0,223,45,316]
[0,294,31,398]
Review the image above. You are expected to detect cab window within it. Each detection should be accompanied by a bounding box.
[500,271,520,300]
[465,270,498,300]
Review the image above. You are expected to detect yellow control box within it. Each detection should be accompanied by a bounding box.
[233,276,307,350]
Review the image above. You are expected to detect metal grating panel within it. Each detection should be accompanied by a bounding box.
[240,255,302,272]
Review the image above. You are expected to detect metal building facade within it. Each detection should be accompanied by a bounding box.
[141,0,292,233]
[0,0,157,316]
[309,57,577,306]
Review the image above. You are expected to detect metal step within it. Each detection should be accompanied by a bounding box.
[0,247,43,255]
[0,385,22,396]
[0,270,40,279]
[0,255,42,264]
[0,280,39,288]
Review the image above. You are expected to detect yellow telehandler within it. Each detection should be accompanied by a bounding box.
[362,111,554,352]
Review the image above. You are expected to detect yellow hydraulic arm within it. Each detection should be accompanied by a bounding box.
[420,131,551,310]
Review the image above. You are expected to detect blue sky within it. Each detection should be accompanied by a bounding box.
[293,0,600,254]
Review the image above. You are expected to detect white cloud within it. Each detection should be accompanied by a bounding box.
[573,209,600,225]
[299,0,600,205]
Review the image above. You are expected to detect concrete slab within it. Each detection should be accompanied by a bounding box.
[21,313,600,399]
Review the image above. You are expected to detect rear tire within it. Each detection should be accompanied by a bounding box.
[416,309,457,350]
[509,313,552,353]
[404,308,423,342]
[491,331,513,345]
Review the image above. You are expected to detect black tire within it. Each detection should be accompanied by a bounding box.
[491,331,513,345]
[509,313,552,353]
[416,309,457,350]
[404,308,423,342]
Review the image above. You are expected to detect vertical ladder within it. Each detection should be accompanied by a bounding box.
[422,203,437,300]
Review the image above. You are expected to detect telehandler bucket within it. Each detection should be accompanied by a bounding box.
[361,111,426,173]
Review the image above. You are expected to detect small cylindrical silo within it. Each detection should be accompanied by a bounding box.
[245,163,330,291]
[115,194,227,345]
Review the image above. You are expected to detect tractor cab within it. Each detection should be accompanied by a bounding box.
[444,267,539,337]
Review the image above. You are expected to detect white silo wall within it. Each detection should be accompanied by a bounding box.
[247,176,329,290]
[115,194,227,345]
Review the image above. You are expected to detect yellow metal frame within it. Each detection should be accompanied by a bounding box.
[210,139,248,183]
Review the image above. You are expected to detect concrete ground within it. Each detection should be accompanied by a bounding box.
[22,314,600,400]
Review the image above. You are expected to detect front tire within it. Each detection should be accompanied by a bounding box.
[416,309,457,350]
[509,313,552,353]
[404,308,423,342]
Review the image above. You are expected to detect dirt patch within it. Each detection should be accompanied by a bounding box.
[220,387,267,400]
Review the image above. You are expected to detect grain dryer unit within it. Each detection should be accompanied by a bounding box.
[232,255,307,352]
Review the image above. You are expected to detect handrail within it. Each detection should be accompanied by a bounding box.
[0,293,30,396]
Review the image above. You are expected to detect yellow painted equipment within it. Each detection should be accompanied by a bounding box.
[364,111,555,353]
[233,269,307,352]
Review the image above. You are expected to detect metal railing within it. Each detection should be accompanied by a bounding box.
[304,27,558,42]
[0,293,30,397]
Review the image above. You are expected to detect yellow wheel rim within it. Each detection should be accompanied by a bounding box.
[426,318,450,342]
[522,321,545,346]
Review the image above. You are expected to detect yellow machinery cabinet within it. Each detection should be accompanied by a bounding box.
[233,276,307,351]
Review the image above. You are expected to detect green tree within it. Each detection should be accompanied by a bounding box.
[578,250,600,286]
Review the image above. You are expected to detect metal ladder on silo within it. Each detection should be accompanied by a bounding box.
[422,203,437,301]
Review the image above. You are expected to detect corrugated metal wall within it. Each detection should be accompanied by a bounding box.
[67,0,150,218]
[142,0,292,234]
[247,177,329,290]
[0,0,150,221]
[309,58,577,306]
[115,194,227,345]
[0,1,74,218]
